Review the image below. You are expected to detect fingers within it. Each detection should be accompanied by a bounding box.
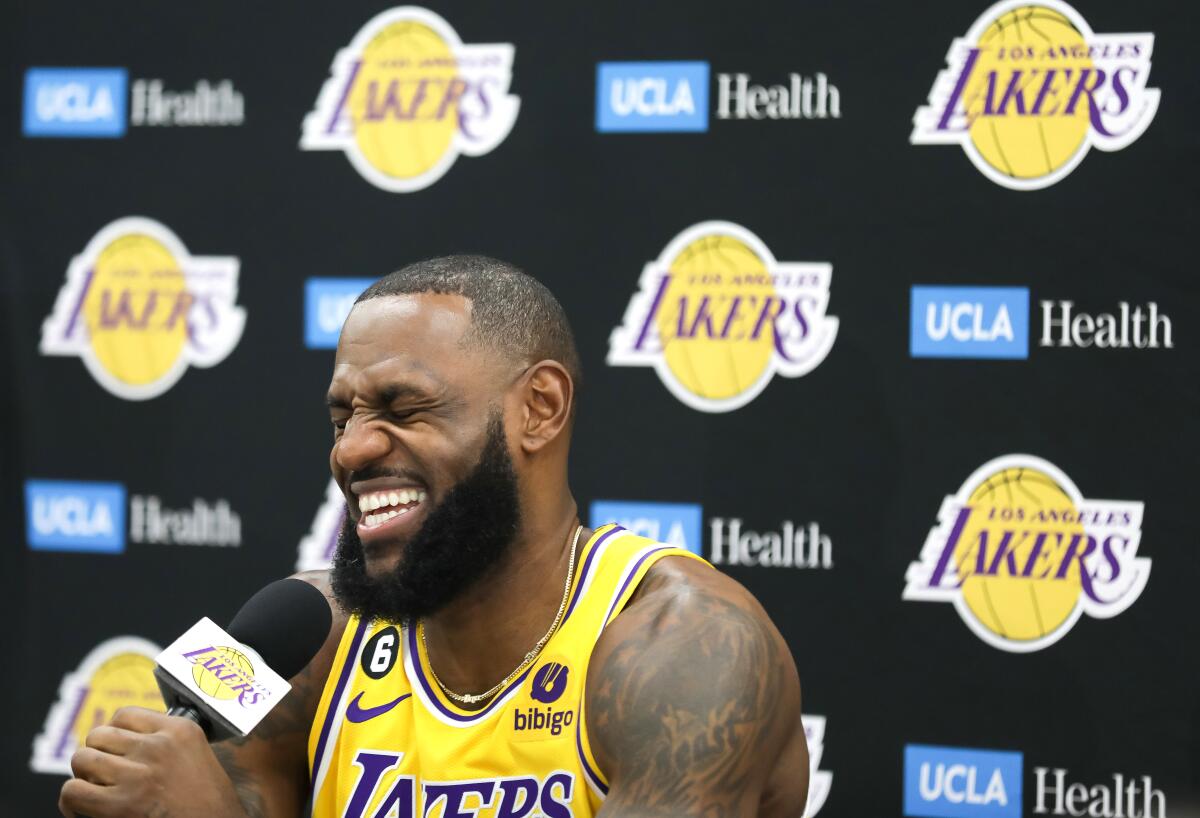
[84,724,140,755]
[59,776,112,817]
[109,706,171,733]
[71,747,140,787]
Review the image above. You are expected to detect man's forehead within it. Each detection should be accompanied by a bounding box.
[341,292,473,349]
[330,293,490,394]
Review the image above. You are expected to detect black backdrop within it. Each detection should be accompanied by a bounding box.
[4,0,1198,815]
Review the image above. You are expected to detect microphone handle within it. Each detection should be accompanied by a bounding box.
[167,702,213,740]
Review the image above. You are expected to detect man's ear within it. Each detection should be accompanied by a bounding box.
[515,360,574,454]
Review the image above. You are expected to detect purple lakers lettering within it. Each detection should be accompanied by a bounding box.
[924,505,1138,604]
[628,271,823,361]
[343,750,575,818]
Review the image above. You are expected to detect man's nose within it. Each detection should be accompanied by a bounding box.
[335,415,391,471]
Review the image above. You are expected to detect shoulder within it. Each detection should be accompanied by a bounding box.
[596,554,791,667]
[584,555,802,814]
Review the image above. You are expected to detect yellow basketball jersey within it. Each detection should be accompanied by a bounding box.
[308,524,705,818]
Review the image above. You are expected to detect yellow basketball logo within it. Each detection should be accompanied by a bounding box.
[609,222,838,412]
[40,217,245,400]
[301,7,520,192]
[190,646,256,700]
[911,0,1159,190]
[31,636,164,775]
[904,455,1149,652]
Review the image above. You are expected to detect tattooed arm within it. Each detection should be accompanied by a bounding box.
[586,557,808,818]
[212,571,347,818]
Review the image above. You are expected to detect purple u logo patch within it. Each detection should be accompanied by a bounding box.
[530,662,568,704]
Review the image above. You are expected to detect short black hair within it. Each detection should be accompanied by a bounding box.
[355,254,583,392]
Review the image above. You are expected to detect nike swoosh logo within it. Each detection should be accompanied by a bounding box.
[345,691,410,723]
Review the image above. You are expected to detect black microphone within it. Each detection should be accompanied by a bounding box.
[156,578,332,741]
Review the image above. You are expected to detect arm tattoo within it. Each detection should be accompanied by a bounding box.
[213,743,267,818]
[212,659,324,817]
[590,583,790,818]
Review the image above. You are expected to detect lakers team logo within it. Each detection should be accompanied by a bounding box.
[40,217,245,400]
[911,0,1159,190]
[903,455,1149,652]
[182,645,269,707]
[31,636,164,774]
[608,221,837,413]
[297,479,345,571]
[802,715,832,818]
[300,7,520,192]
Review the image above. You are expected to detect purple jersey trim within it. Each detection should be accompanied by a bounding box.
[576,703,610,796]
[575,543,676,797]
[407,525,622,725]
[562,525,623,620]
[601,545,672,627]
[310,616,369,790]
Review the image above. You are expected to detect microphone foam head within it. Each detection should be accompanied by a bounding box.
[226,578,332,680]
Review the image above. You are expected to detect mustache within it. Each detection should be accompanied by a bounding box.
[345,464,426,486]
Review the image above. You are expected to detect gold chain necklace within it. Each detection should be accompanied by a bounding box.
[420,523,583,706]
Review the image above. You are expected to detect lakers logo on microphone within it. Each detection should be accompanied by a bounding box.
[609,221,837,412]
[903,455,1149,652]
[31,636,164,774]
[182,645,270,707]
[911,0,1159,190]
[300,7,520,192]
[40,217,245,400]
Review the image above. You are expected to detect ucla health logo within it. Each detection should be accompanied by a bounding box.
[26,480,126,553]
[904,455,1149,652]
[30,636,164,774]
[40,217,244,400]
[911,0,1159,190]
[609,221,837,412]
[911,287,1029,359]
[24,68,244,137]
[301,7,519,192]
[596,61,709,132]
[904,745,1022,818]
[305,278,376,349]
[23,68,127,137]
[589,500,703,554]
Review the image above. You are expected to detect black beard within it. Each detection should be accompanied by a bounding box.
[330,414,521,623]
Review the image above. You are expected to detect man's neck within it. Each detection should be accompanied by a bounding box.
[420,492,586,707]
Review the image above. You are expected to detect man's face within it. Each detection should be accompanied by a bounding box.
[325,294,523,620]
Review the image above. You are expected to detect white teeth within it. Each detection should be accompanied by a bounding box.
[358,488,427,523]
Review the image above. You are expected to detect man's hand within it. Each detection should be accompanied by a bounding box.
[59,707,248,818]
